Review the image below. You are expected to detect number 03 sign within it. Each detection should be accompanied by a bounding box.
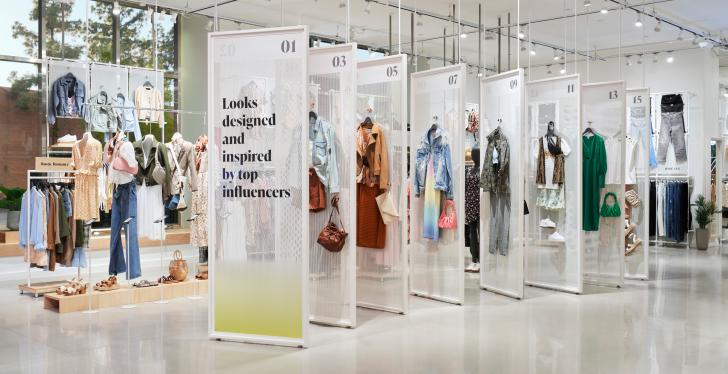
[207,26,310,347]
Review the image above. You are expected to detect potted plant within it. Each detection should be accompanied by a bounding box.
[694,194,718,250]
[0,186,25,231]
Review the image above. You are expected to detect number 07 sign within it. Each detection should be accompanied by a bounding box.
[207,26,309,347]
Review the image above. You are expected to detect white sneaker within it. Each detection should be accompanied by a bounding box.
[539,218,556,228]
[472,263,480,273]
[548,231,565,242]
[465,263,474,272]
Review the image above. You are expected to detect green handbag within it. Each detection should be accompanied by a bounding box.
[600,192,621,218]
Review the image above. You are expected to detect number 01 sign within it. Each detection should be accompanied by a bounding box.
[207,26,310,348]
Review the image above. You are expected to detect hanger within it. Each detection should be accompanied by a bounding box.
[362,106,374,128]
[583,121,595,137]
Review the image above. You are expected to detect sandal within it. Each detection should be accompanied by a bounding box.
[56,278,88,296]
[624,223,636,238]
[133,279,159,288]
[158,275,179,284]
[626,237,642,256]
[94,275,120,292]
[195,272,208,280]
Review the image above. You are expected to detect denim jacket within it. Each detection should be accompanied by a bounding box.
[309,118,339,193]
[49,73,86,125]
[115,93,142,141]
[84,91,120,133]
[414,126,454,199]
[480,126,510,194]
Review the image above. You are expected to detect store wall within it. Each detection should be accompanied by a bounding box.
[528,48,720,201]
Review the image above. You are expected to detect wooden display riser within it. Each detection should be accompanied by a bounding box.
[19,281,69,298]
[43,280,208,314]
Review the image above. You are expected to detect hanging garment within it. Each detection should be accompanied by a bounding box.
[309,117,339,193]
[535,135,570,188]
[84,91,121,133]
[109,181,141,279]
[480,126,509,194]
[415,126,455,198]
[422,156,442,241]
[136,183,165,241]
[464,165,480,225]
[629,106,657,169]
[72,138,103,221]
[115,93,142,141]
[48,73,86,125]
[657,182,665,237]
[356,122,388,249]
[357,182,387,249]
[582,134,607,231]
[657,94,687,164]
[604,135,624,185]
[488,192,510,256]
[190,149,208,247]
[165,140,199,199]
[134,84,164,123]
[624,136,640,185]
[649,181,656,236]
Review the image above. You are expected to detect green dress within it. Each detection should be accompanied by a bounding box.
[582,134,607,231]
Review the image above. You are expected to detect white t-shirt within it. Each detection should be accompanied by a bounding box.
[108,141,138,185]
[534,136,571,189]
[604,136,623,185]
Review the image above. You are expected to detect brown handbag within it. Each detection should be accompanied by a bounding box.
[168,249,189,281]
[309,167,326,212]
[317,202,348,253]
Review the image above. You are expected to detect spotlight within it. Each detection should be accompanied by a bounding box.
[637,54,643,64]
[584,0,592,7]
[559,64,566,74]
[654,19,661,32]
[625,55,632,66]
[521,44,527,52]
[666,55,674,63]
[677,29,684,41]
[530,43,536,55]
[547,65,552,74]
[460,33,468,39]
[692,35,699,45]
[635,12,642,28]
[600,0,608,14]
[484,31,494,40]
[112,1,120,15]
[364,1,371,15]
[518,29,526,39]
[553,49,560,61]
[205,19,213,31]
[723,88,728,98]
[652,53,659,63]
[416,13,423,27]
[339,0,346,8]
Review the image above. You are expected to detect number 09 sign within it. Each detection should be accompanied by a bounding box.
[207,26,309,347]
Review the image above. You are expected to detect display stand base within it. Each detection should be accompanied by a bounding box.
[43,280,209,313]
[19,281,68,298]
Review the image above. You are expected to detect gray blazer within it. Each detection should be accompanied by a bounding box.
[166,140,199,196]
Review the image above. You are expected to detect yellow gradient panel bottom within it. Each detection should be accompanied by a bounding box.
[214,262,302,339]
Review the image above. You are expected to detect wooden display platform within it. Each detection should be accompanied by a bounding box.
[19,281,69,298]
[43,280,208,314]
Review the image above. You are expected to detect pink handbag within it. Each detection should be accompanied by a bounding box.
[112,141,138,174]
[438,199,457,229]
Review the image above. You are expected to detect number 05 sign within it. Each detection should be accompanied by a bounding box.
[207,26,309,347]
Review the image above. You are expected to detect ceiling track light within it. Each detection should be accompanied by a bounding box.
[600,0,608,14]
[517,27,526,40]
[677,29,684,41]
[416,13,423,27]
[636,54,643,64]
[635,12,643,28]
[654,19,662,32]
[460,33,468,39]
[584,0,592,7]
[553,49,560,61]
[546,65,552,74]
[625,55,632,66]
[530,43,536,56]
[559,64,566,74]
[666,51,675,63]
[339,0,346,8]
[652,52,659,63]
[205,19,213,31]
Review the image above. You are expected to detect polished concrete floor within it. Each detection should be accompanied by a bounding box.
[0,245,727,373]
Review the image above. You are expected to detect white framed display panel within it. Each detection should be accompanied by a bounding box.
[524,75,584,294]
[650,91,690,176]
[355,55,409,314]
[479,69,526,300]
[625,88,651,280]
[409,64,466,305]
[89,63,129,100]
[307,43,357,328]
[207,26,309,348]
[47,59,90,122]
[581,81,626,288]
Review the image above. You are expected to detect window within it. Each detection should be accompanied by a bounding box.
[87,1,114,63]
[120,6,154,68]
[156,12,177,72]
[45,0,87,59]
[2,0,37,58]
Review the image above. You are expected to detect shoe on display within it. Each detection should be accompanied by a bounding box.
[465,263,474,272]
[472,263,480,273]
[539,218,556,228]
[625,223,636,237]
[548,231,565,242]
[626,237,642,256]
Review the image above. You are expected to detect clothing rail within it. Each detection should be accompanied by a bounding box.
[24,170,78,291]
[80,103,207,116]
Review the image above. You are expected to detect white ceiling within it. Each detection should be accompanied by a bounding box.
[148,0,728,68]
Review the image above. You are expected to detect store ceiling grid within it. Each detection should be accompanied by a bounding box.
[112,1,728,67]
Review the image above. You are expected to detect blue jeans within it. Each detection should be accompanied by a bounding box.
[110,181,140,279]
